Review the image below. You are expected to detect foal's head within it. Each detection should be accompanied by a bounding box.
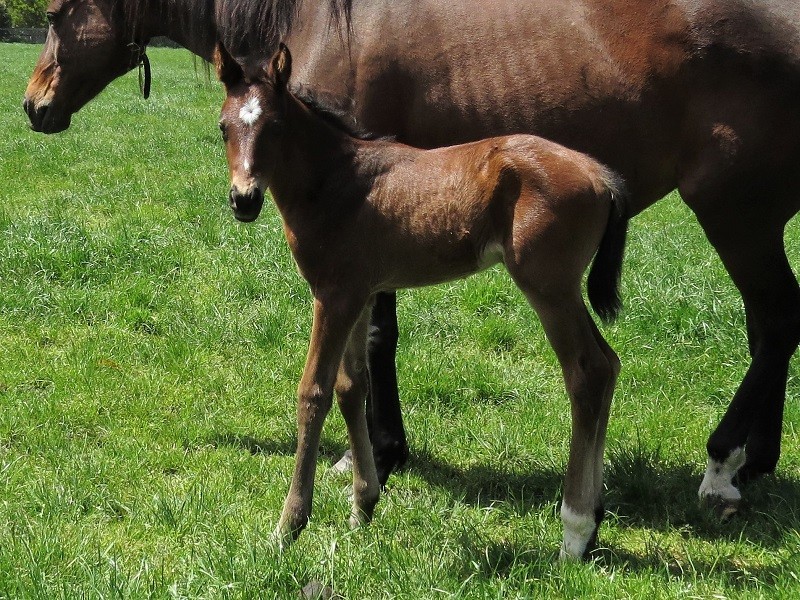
[216,43,293,222]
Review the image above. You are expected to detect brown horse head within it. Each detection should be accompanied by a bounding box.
[216,42,292,222]
[23,0,144,133]
[23,0,310,134]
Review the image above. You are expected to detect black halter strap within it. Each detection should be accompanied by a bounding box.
[128,42,151,99]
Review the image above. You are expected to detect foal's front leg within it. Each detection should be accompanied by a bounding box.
[275,295,365,547]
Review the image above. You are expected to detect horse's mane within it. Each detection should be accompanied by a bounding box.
[290,84,392,142]
[218,0,353,55]
[123,0,353,55]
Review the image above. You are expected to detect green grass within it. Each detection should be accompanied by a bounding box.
[2,42,800,598]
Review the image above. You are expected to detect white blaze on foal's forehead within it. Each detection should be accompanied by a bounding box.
[239,95,262,126]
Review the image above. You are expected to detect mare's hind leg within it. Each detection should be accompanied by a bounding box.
[692,211,800,508]
[275,294,367,547]
[335,304,382,527]
[515,282,618,559]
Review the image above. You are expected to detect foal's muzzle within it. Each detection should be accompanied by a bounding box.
[229,186,265,222]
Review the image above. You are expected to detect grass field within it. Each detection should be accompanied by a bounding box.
[1,43,799,598]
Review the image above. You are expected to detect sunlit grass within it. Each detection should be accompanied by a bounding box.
[1,43,799,598]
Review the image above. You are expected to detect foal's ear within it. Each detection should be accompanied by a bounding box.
[269,43,293,90]
[214,42,243,88]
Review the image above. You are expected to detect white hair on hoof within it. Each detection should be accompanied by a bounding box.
[698,446,746,509]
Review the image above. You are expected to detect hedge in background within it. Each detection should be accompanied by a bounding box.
[0,1,12,28]
[4,0,48,27]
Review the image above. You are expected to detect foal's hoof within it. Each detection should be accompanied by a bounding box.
[272,528,295,552]
[559,534,599,562]
[559,506,598,561]
[273,519,305,551]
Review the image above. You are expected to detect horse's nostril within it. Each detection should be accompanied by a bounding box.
[228,188,241,209]
[23,98,37,122]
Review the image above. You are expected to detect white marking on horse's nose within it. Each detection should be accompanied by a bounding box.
[239,97,262,126]
[243,160,251,174]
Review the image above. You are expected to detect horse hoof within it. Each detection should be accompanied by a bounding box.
[331,450,353,474]
[300,580,336,600]
[701,494,740,521]
[698,447,745,519]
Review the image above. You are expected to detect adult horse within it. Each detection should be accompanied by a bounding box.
[24,0,800,526]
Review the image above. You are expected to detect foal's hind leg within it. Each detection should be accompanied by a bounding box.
[517,285,618,559]
[335,305,382,527]
[586,316,621,547]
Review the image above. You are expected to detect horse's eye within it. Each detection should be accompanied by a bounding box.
[219,121,228,142]
[46,11,58,25]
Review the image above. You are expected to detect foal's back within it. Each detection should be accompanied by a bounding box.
[320,134,617,293]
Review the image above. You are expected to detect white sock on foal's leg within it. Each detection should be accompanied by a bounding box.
[560,503,597,560]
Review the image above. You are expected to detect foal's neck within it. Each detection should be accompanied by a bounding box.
[269,94,368,215]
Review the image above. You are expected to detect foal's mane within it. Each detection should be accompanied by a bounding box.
[290,84,391,142]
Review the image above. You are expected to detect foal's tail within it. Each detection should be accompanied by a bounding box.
[586,168,629,323]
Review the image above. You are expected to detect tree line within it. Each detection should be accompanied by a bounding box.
[1,0,49,28]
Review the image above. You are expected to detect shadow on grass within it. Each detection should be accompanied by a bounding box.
[459,536,795,591]
[403,446,564,510]
[407,440,800,550]
[450,445,800,588]
[209,431,800,571]
[207,432,349,465]
[602,443,800,549]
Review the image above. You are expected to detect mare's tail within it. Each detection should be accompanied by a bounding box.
[586,168,629,323]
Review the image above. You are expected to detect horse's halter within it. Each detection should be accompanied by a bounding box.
[127,41,151,99]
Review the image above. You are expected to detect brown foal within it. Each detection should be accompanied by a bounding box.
[215,43,629,559]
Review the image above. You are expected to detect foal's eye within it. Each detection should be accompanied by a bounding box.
[219,121,228,142]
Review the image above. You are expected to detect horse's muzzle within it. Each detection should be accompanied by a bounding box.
[229,186,265,222]
[23,98,71,134]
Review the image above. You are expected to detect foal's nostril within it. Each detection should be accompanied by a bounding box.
[229,186,265,222]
